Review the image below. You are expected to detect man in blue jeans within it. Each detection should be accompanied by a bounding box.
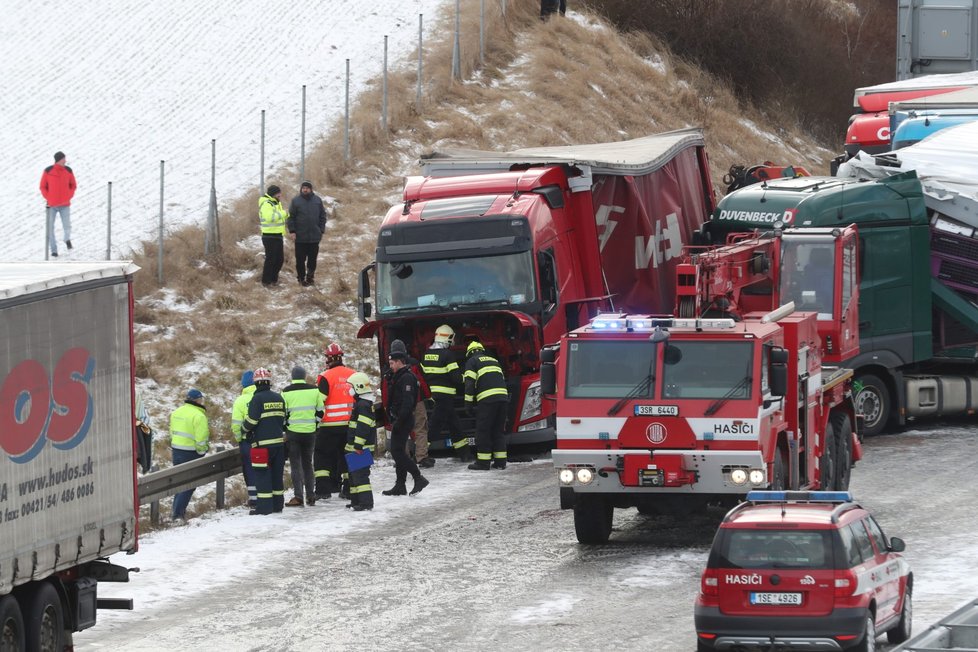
[39,151,77,258]
[169,388,210,522]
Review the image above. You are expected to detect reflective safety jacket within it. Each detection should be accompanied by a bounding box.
[170,401,210,454]
[422,346,462,396]
[258,194,288,235]
[283,381,324,434]
[317,365,355,429]
[345,393,379,453]
[230,384,256,442]
[242,387,286,446]
[464,353,509,404]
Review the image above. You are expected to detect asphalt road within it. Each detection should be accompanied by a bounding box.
[76,424,977,651]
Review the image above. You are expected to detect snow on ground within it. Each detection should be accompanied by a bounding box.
[1,0,448,262]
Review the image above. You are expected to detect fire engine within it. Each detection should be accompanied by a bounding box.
[541,226,863,544]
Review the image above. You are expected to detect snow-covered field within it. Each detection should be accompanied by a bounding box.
[1,0,448,261]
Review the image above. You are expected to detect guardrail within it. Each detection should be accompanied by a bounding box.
[137,447,243,524]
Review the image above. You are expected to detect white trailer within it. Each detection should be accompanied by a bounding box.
[898,0,978,80]
[0,262,139,650]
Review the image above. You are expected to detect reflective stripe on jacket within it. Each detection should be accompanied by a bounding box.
[170,401,210,453]
[422,347,462,396]
[242,388,286,446]
[317,365,354,427]
[258,194,287,235]
[464,353,508,404]
[230,385,256,442]
[345,395,378,453]
[283,382,324,434]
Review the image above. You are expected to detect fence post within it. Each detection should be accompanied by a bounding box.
[206,139,218,254]
[260,109,266,193]
[300,84,306,181]
[382,35,389,134]
[502,0,506,17]
[157,160,164,284]
[216,477,226,510]
[106,181,112,260]
[344,58,351,161]
[417,14,424,112]
[451,0,461,81]
[44,207,50,261]
[150,501,160,526]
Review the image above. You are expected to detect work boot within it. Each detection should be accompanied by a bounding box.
[492,460,507,470]
[468,460,491,471]
[457,447,475,463]
[418,456,435,469]
[410,475,430,495]
[306,497,317,506]
[316,492,331,500]
[305,276,315,285]
[352,504,373,511]
[382,484,407,496]
[285,497,304,507]
[66,240,73,249]
[339,480,352,500]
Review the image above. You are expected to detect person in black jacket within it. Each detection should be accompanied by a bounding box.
[422,325,472,462]
[241,367,287,515]
[287,180,327,286]
[463,341,509,470]
[382,349,429,496]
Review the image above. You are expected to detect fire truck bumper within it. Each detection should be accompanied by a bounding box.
[552,449,767,494]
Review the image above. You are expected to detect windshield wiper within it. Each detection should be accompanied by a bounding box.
[704,374,752,416]
[379,304,446,315]
[449,298,511,309]
[608,372,655,416]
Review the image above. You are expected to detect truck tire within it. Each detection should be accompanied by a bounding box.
[820,419,837,490]
[21,582,64,652]
[887,592,912,644]
[831,412,853,491]
[855,373,890,437]
[573,496,613,544]
[0,595,25,652]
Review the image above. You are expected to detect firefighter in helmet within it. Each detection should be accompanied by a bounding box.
[315,342,355,499]
[241,367,287,515]
[422,324,472,462]
[344,372,378,511]
[463,341,509,470]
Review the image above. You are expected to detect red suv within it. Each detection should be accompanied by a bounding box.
[694,491,912,651]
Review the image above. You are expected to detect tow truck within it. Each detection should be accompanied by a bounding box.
[542,227,863,543]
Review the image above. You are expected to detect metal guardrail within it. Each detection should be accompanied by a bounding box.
[137,447,243,524]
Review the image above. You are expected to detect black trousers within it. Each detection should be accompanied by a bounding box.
[474,401,508,462]
[349,465,373,508]
[253,444,286,514]
[428,395,466,450]
[295,241,319,282]
[541,0,565,17]
[261,234,284,284]
[390,424,421,486]
[314,425,346,495]
[286,431,316,501]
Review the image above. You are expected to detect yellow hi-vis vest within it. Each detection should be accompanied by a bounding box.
[283,384,324,434]
[230,385,256,442]
[258,194,287,235]
[170,402,210,453]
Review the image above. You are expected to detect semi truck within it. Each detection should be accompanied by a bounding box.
[889,86,978,149]
[0,262,139,650]
[544,227,861,544]
[897,0,978,80]
[714,128,978,436]
[356,129,715,448]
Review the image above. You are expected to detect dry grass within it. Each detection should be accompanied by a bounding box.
[135,1,838,506]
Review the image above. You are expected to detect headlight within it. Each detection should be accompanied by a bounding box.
[558,468,575,485]
[730,468,748,485]
[749,469,766,485]
[576,468,594,484]
[520,381,542,421]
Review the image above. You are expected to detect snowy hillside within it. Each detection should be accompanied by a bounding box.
[0,0,447,261]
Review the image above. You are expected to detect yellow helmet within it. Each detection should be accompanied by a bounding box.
[434,324,455,344]
[466,341,485,356]
[347,372,372,394]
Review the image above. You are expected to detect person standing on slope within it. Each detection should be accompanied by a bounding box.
[39,151,77,258]
[258,185,288,287]
[169,388,210,522]
[287,181,327,286]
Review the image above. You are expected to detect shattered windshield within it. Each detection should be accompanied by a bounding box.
[375,252,537,314]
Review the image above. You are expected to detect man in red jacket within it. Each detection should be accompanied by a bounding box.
[39,151,77,258]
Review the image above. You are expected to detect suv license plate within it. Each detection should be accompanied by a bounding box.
[750,592,802,606]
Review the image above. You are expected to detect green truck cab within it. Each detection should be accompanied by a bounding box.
[707,171,978,435]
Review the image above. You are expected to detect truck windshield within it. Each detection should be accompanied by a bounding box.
[375,252,537,314]
[661,341,753,400]
[564,340,657,398]
[780,239,835,319]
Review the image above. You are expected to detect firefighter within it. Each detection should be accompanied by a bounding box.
[315,342,355,499]
[344,372,378,511]
[282,365,324,507]
[230,370,258,507]
[241,367,287,515]
[422,325,472,463]
[382,347,430,496]
[463,341,509,470]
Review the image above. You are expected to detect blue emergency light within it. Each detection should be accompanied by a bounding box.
[746,490,854,503]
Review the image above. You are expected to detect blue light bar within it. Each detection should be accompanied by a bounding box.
[746,490,854,503]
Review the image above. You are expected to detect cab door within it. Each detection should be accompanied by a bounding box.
[863,516,903,626]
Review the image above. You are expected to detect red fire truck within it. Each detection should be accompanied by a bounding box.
[542,227,863,544]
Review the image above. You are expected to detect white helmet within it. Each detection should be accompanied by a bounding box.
[434,324,455,344]
[348,372,373,394]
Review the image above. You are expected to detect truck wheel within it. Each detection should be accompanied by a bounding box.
[855,373,890,437]
[573,496,613,544]
[0,595,25,652]
[820,419,837,490]
[887,592,912,644]
[21,582,64,652]
[831,412,853,491]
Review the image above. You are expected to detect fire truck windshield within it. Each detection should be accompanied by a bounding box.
[564,340,657,398]
[375,252,537,314]
[661,341,753,400]
[780,239,835,318]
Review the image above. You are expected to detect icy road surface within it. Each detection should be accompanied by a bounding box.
[76,425,978,651]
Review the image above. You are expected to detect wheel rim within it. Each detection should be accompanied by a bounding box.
[855,387,883,430]
[39,606,56,652]
[866,616,876,652]
[1,619,19,652]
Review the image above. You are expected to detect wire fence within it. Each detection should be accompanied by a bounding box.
[44,1,513,285]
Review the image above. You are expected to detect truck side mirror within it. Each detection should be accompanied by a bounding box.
[540,345,559,395]
[358,263,375,323]
[769,347,788,397]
